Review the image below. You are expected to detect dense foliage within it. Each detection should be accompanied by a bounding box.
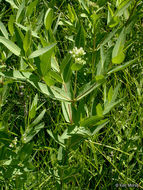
[0,0,143,189]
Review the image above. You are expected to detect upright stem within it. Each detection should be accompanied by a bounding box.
[73,71,77,99]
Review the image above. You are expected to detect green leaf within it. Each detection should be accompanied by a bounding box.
[112,27,126,64]
[51,56,60,72]
[60,54,72,83]
[23,29,31,52]
[68,4,75,22]
[61,82,73,123]
[76,81,103,101]
[19,142,34,160]
[24,123,45,143]
[26,0,38,17]
[112,52,125,64]
[50,86,71,101]
[0,21,9,39]
[29,94,38,119]
[103,84,122,115]
[49,70,63,83]
[44,8,53,30]
[29,43,56,59]
[80,115,103,128]
[109,16,119,28]
[63,60,72,83]
[47,130,65,147]
[43,75,55,86]
[95,75,104,81]
[5,0,18,9]
[0,36,21,56]
[107,4,114,24]
[68,126,91,136]
[103,99,123,115]
[75,23,85,48]
[96,103,103,116]
[16,0,25,23]
[8,15,15,36]
[97,27,118,50]
[60,54,71,73]
[40,48,53,76]
[62,102,71,123]
[111,84,121,103]
[15,23,39,38]
[78,0,89,13]
[100,46,105,71]
[14,26,24,51]
[57,146,63,161]
[115,0,133,17]
[92,120,108,136]
[53,12,61,34]
[71,63,83,71]
[108,86,113,102]
[30,109,46,127]
[107,58,137,74]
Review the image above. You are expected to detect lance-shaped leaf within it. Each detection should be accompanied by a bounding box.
[44,8,53,30]
[75,22,85,48]
[16,0,25,23]
[40,48,53,76]
[97,27,119,50]
[49,70,63,83]
[103,98,123,115]
[68,4,75,23]
[107,58,137,74]
[0,36,21,56]
[29,43,56,59]
[30,109,46,127]
[29,94,38,119]
[60,54,72,83]
[8,15,15,36]
[80,115,103,128]
[62,82,73,123]
[26,0,38,17]
[0,21,9,39]
[23,29,31,52]
[23,122,45,143]
[76,80,104,101]
[112,27,126,64]
[92,120,108,136]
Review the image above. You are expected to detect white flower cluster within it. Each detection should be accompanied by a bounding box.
[69,47,86,65]
[9,137,18,148]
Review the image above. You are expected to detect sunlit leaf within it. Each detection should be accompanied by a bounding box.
[0,36,21,56]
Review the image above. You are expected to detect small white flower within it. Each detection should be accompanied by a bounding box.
[69,47,86,67]
[76,58,82,62]
[9,144,14,148]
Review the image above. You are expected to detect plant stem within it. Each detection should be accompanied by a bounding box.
[73,71,77,99]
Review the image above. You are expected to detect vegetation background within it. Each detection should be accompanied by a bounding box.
[0,0,143,189]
